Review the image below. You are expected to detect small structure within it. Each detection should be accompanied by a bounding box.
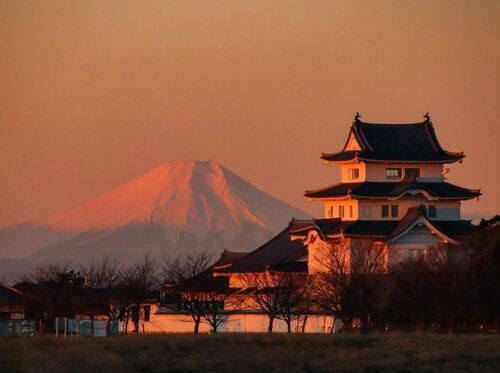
[0,282,38,337]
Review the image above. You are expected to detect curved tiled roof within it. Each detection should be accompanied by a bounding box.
[219,221,307,274]
[289,218,398,238]
[290,214,476,242]
[305,181,481,200]
[385,205,476,242]
[321,118,464,163]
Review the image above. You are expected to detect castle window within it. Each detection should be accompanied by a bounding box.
[348,168,359,180]
[386,168,402,179]
[391,205,399,217]
[405,168,421,178]
[143,305,151,322]
[381,205,389,217]
[362,205,372,217]
[329,206,334,218]
[339,205,345,218]
[408,249,426,262]
[428,205,436,218]
[349,205,353,218]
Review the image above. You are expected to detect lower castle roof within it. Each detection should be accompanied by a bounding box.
[289,215,476,242]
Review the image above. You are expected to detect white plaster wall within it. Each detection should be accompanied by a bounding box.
[365,163,444,182]
[322,199,460,221]
[306,233,339,274]
[344,131,362,151]
[357,199,461,221]
[134,309,335,334]
[338,162,444,183]
[388,226,442,266]
[324,200,359,220]
[127,304,212,334]
[340,163,366,183]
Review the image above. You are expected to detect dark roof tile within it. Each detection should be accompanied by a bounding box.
[0,282,37,305]
[322,119,464,163]
[305,181,480,200]
[220,224,307,273]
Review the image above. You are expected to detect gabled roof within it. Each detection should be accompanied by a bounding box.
[217,222,307,274]
[385,205,476,243]
[321,116,464,164]
[305,181,481,200]
[0,282,37,306]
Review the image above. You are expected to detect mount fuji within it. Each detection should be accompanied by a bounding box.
[0,161,309,280]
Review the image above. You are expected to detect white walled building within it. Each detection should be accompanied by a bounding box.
[294,114,480,267]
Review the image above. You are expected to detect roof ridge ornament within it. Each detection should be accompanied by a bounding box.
[423,112,430,122]
[354,112,361,121]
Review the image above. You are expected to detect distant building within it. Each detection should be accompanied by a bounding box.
[138,115,480,333]
[0,282,38,337]
[0,282,37,320]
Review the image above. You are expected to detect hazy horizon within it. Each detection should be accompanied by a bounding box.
[1,0,499,227]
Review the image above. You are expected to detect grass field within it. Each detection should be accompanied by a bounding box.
[1,333,499,373]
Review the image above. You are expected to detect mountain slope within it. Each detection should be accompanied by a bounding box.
[0,161,309,277]
[44,160,302,235]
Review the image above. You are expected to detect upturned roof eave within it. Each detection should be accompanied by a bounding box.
[305,194,479,201]
[304,181,481,200]
[321,117,466,164]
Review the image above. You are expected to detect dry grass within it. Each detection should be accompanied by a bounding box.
[0,333,499,373]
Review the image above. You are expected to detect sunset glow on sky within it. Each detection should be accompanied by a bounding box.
[1,0,499,227]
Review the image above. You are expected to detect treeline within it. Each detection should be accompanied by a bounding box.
[239,219,500,334]
[12,218,500,334]
[15,254,212,334]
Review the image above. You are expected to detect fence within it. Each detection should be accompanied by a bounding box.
[55,317,120,337]
[0,319,36,337]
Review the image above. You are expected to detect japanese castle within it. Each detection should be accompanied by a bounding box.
[293,113,480,267]
[143,114,481,333]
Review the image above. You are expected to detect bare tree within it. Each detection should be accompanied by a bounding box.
[79,256,128,322]
[80,256,122,289]
[177,289,236,333]
[388,243,469,333]
[240,270,310,333]
[161,250,234,334]
[20,262,74,284]
[312,239,386,332]
[121,256,159,333]
[161,251,212,285]
[15,263,87,330]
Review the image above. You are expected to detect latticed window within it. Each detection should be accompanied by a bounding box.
[408,248,426,261]
[391,205,399,217]
[386,168,402,179]
[348,168,359,180]
[405,168,421,178]
[143,305,151,321]
[381,205,389,217]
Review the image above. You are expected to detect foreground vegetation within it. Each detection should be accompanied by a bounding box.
[1,333,499,373]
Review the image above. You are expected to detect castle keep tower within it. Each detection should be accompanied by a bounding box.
[292,114,481,268]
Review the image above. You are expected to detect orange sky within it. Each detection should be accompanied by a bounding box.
[1,0,499,227]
